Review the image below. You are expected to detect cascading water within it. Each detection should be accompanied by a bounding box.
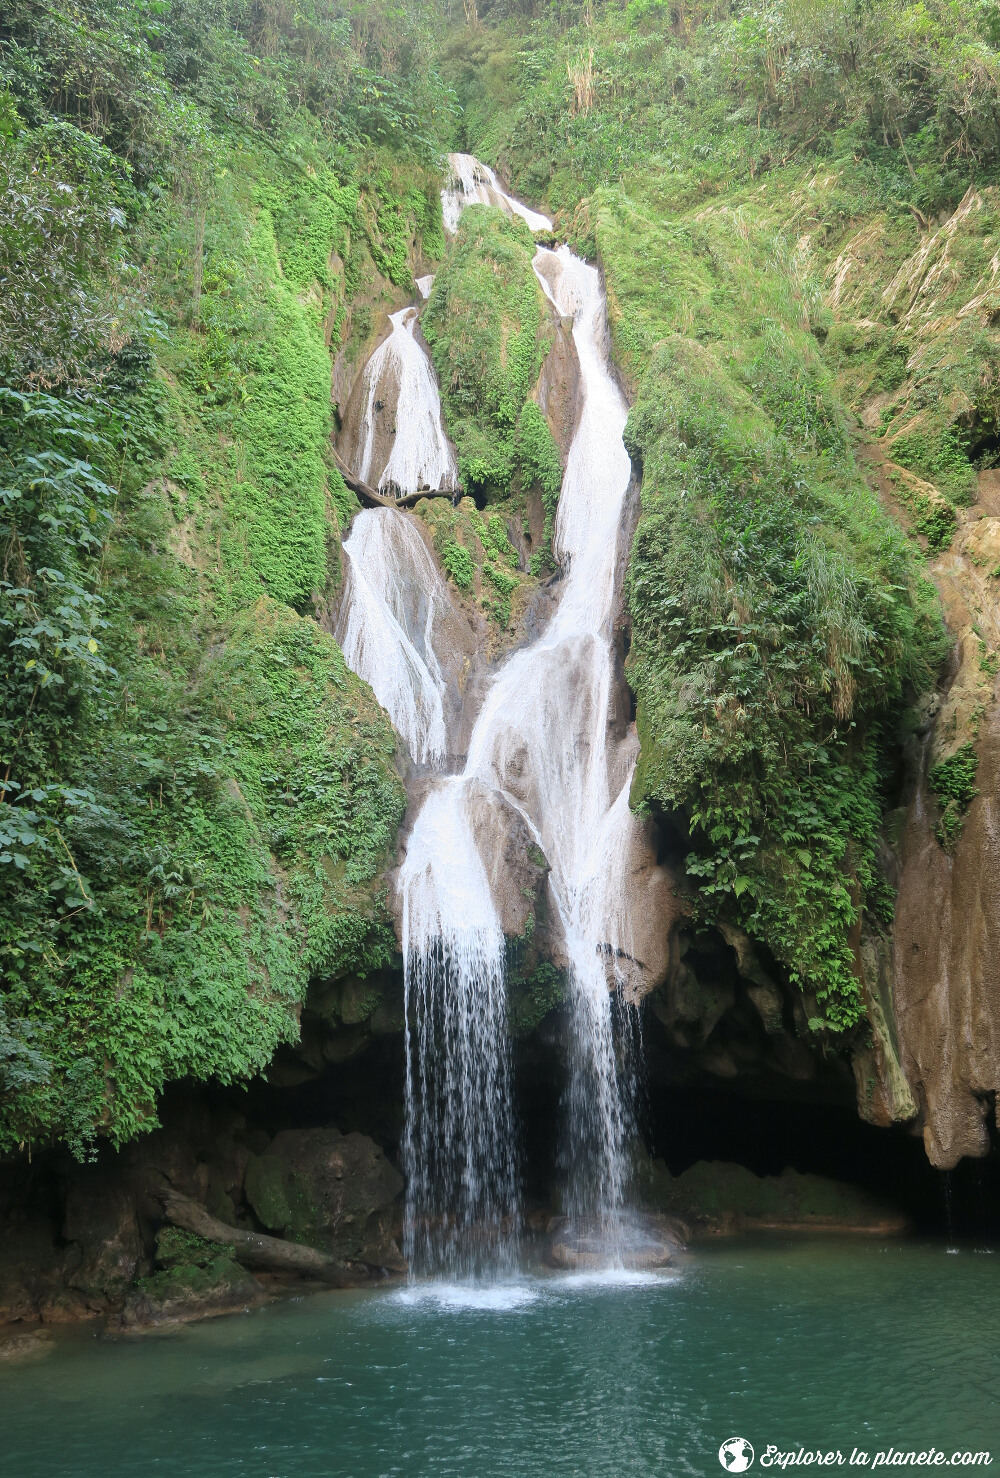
[339,161,644,1278]
[337,509,451,766]
[399,779,518,1275]
[442,153,552,235]
[411,243,642,1251]
[354,306,457,498]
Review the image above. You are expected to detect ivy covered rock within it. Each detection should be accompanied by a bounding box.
[422,207,552,500]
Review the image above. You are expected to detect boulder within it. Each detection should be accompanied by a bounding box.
[544,1212,685,1271]
[637,1157,908,1235]
[244,1128,404,1270]
[118,1226,267,1330]
[119,1258,265,1331]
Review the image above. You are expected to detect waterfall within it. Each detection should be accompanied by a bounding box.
[354,307,457,498]
[339,159,642,1277]
[336,509,451,766]
[398,233,642,1270]
[454,244,642,1239]
[442,153,552,235]
[399,779,517,1275]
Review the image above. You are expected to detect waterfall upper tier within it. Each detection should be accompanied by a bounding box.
[339,307,457,500]
[442,153,552,235]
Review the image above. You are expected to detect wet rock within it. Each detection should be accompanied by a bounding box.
[603,811,686,1005]
[63,1164,145,1305]
[119,1259,265,1331]
[40,1289,101,1324]
[117,1225,267,1330]
[0,1329,54,1364]
[531,302,581,463]
[544,1213,685,1270]
[244,1128,404,1270]
[466,781,553,941]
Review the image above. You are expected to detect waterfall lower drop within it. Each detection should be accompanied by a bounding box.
[355,307,457,498]
[400,780,518,1277]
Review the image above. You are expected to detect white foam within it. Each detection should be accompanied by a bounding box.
[354,307,457,498]
[337,508,452,765]
[554,1269,674,1291]
[390,1281,540,1312]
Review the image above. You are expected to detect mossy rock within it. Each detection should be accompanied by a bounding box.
[244,1127,403,1265]
[638,1157,907,1234]
[120,1256,264,1330]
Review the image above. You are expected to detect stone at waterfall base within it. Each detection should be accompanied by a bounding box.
[544,1214,686,1271]
[636,1157,909,1236]
[118,1255,267,1331]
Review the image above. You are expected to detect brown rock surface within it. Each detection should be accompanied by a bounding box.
[531,305,580,463]
[892,701,1000,1167]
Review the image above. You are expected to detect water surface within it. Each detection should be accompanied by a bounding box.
[4,1239,998,1477]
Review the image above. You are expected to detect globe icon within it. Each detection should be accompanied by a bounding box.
[719,1437,754,1472]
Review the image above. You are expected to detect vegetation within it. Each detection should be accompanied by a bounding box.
[928,742,980,848]
[0,0,436,1154]
[423,205,550,496]
[421,204,563,619]
[5,0,999,1150]
[442,0,991,1029]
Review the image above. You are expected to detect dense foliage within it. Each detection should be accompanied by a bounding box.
[0,0,441,1153]
[3,0,993,1146]
[443,0,975,1029]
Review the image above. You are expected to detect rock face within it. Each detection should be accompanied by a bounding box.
[892,700,1000,1168]
[858,473,1000,1167]
[531,306,580,462]
[245,1128,405,1270]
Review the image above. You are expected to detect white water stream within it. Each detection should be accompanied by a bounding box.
[338,161,641,1275]
[354,306,457,498]
[442,152,552,235]
[336,510,451,766]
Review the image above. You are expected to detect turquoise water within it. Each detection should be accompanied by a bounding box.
[2,1240,997,1477]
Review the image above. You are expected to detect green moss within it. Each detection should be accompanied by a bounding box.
[155,1227,233,1269]
[136,1256,248,1305]
[442,537,475,590]
[517,402,562,574]
[422,206,550,500]
[891,428,977,508]
[928,742,979,849]
[507,959,566,1039]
